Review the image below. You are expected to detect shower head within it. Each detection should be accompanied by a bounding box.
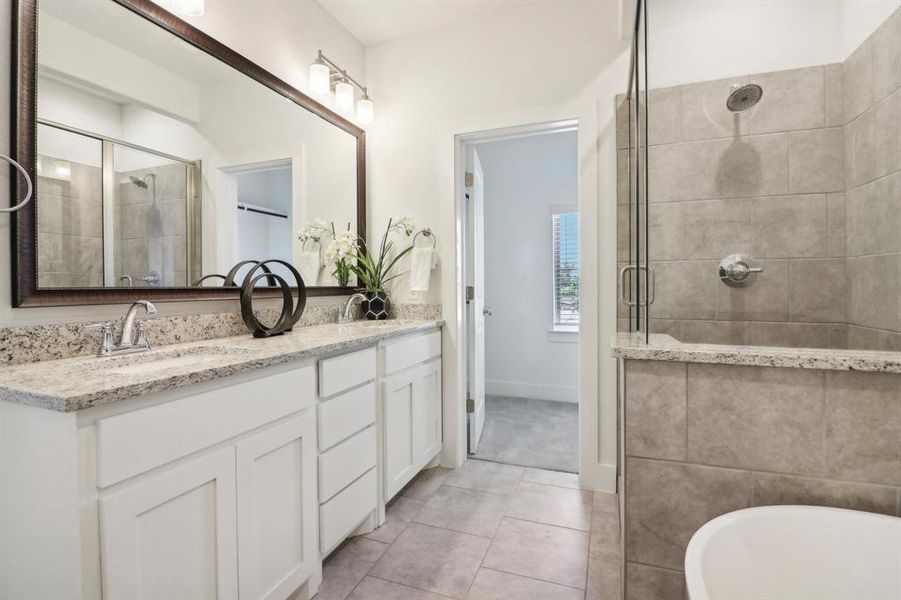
[726,83,763,112]
[129,176,148,189]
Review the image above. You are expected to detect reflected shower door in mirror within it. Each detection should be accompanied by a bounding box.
[29,0,361,295]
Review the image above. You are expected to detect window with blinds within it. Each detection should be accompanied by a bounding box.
[552,211,580,329]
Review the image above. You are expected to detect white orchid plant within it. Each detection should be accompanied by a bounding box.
[297,220,358,287]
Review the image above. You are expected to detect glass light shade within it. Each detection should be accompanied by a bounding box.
[356,97,374,125]
[334,81,354,115]
[309,63,330,96]
[173,0,204,17]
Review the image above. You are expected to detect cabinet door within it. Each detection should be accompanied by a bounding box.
[413,358,442,466]
[382,369,417,499]
[99,446,238,600]
[236,412,317,600]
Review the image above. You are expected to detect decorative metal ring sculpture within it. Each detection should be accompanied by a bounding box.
[239,259,306,338]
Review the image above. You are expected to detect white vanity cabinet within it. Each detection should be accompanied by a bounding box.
[316,347,379,556]
[91,364,319,600]
[381,330,443,500]
[0,324,443,600]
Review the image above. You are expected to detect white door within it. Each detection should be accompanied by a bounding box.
[413,358,443,465]
[467,150,487,453]
[383,368,418,499]
[99,446,239,600]
[236,412,317,600]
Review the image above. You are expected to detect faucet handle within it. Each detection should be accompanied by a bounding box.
[135,321,152,350]
[85,323,115,356]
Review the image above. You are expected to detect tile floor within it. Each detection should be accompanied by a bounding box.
[315,459,622,600]
[472,397,579,473]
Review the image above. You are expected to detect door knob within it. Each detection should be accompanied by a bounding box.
[483,307,492,316]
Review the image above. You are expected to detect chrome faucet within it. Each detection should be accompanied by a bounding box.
[88,300,157,356]
[337,293,366,324]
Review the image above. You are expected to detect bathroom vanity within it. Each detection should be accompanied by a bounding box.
[0,320,443,600]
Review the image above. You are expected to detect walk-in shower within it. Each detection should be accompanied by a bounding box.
[619,1,901,353]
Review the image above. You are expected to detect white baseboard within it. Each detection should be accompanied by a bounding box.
[485,379,578,403]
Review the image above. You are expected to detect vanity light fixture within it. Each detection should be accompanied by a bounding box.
[334,79,354,115]
[172,0,205,17]
[356,92,374,126]
[309,50,374,124]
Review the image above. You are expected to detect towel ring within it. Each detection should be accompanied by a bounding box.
[413,228,437,248]
[0,154,33,213]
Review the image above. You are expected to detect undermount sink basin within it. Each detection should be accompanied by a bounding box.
[104,345,253,376]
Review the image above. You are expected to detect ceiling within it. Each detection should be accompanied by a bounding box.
[318,0,537,45]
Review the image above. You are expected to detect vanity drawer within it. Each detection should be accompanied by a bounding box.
[318,346,376,398]
[320,468,377,555]
[382,330,441,375]
[96,364,316,488]
[318,425,376,503]
[318,382,376,450]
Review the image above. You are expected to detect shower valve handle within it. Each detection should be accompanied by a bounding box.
[719,254,763,287]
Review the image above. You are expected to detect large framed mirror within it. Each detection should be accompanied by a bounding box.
[10,0,366,306]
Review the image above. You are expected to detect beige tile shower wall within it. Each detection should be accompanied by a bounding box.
[35,160,104,288]
[622,359,901,598]
[843,7,901,351]
[617,6,901,351]
[616,64,848,348]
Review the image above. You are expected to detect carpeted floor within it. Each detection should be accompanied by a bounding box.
[472,395,578,473]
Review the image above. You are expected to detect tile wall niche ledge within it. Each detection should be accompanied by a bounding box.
[612,332,901,373]
[0,302,442,366]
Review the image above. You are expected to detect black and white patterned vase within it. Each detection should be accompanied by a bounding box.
[362,291,391,320]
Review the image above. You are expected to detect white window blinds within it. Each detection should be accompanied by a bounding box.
[552,211,580,328]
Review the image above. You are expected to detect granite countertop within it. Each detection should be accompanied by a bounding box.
[0,319,443,412]
[612,332,901,373]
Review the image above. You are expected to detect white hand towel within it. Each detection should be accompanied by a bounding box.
[298,251,321,287]
[410,247,433,292]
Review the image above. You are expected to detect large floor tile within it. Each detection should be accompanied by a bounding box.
[403,467,453,500]
[444,459,524,495]
[370,523,490,598]
[466,568,584,600]
[347,576,449,600]
[483,518,589,589]
[365,496,425,544]
[318,538,390,600]
[505,482,592,531]
[413,485,510,537]
[522,467,581,490]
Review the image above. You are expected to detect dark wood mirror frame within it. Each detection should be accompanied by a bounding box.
[10,0,366,307]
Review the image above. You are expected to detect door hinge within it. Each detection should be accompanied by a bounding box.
[465,286,475,302]
[466,398,475,413]
[464,171,474,187]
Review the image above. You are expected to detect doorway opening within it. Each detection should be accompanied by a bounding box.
[461,120,580,474]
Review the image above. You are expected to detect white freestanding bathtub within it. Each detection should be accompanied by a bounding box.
[685,506,901,600]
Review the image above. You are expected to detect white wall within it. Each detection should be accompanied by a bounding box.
[648,0,901,88]
[479,131,579,403]
[0,0,365,326]
[364,0,629,488]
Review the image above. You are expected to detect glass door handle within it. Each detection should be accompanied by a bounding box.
[619,265,655,306]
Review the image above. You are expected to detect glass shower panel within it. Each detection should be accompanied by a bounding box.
[622,0,650,342]
[35,123,104,288]
[113,145,191,288]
